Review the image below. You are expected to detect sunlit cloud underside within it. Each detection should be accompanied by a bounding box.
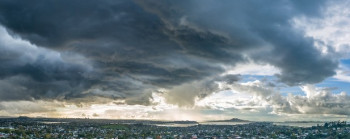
[0,0,350,121]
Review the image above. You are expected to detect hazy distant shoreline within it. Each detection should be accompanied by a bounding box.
[0,117,335,128]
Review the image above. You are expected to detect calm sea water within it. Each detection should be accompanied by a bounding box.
[153,122,250,127]
[153,123,198,127]
[200,122,251,125]
[153,122,323,127]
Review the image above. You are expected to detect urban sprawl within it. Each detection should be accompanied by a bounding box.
[0,117,349,139]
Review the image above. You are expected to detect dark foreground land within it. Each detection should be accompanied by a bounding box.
[0,117,349,139]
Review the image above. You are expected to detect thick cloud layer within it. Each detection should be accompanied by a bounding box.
[0,0,339,106]
[0,26,99,101]
[136,0,337,85]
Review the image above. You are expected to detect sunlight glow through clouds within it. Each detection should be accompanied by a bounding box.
[0,0,350,122]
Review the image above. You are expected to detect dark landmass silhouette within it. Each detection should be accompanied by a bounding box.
[207,118,250,122]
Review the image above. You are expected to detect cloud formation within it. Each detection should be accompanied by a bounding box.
[0,0,345,116]
[0,26,98,101]
[207,80,350,116]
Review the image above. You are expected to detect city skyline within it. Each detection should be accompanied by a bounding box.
[0,0,349,122]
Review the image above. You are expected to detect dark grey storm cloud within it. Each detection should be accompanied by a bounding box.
[0,0,338,104]
[0,26,99,101]
[135,0,337,85]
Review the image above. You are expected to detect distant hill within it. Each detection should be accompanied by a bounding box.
[208,118,250,122]
[18,116,30,119]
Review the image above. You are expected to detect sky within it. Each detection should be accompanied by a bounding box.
[0,0,349,122]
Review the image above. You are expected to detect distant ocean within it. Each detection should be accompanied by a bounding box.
[199,122,251,126]
[153,121,323,127]
[152,122,250,127]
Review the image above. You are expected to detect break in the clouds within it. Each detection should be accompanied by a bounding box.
[0,0,349,120]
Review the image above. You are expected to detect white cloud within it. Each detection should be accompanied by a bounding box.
[224,61,280,76]
[196,80,274,113]
[197,79,350,119]
[334,64,350,82]
[293,0,350,58]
